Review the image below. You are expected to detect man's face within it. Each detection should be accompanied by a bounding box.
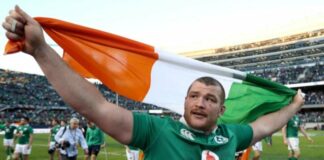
[88,122,95,128]
[20,119,27,125]
[184,81,225,132]
[52,120,57,126]
[70,121,79,129]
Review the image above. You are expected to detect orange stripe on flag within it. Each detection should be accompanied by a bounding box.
[5,17,159,101]
[62,52,94,78]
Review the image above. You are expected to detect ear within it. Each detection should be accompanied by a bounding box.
[220,105,226,115]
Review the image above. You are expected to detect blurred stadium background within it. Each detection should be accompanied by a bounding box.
[1,28,324,159]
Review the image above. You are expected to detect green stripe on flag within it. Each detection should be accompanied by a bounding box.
[218,74,296,124]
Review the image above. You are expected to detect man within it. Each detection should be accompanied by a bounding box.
[0,119,17,160]
[13,117,33,160]
[252,135,272,160]
[48,119,61,160]
[60,120,66,127]
[3,6,305,159]
[125,145,141,160]
[282,115,313,160]
[85,121,105,160]
[55,118,88,160]
[252,141,262,160]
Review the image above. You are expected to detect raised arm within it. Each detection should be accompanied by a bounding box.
[250,89,304,145]
[2,6,133,144]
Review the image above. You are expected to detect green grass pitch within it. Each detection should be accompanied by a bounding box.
[0,130,323,160]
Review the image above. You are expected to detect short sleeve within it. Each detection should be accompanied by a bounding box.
[129,112,165,150]
[228,124,253,151]
[29,127,34,134]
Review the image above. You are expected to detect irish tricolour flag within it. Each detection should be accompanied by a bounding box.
[5,18,296,124]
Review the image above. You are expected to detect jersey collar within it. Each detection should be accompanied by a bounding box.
[179,117,218,134]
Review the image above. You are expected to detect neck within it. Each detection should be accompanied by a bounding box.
[69,126,76,130]
[179,117,217,135]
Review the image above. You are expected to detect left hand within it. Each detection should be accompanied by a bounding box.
[84,149,89,155]
[307,137,314,143]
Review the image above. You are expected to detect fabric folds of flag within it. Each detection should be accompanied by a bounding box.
[4,17,296,124]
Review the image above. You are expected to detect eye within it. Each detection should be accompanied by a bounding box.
[206,97,216,103]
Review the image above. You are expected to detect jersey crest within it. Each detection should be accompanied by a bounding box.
[214,135,228,144]
[201,150,219,160]
[180,128,195,140]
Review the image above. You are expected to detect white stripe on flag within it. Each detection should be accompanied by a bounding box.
[143,49,243,114]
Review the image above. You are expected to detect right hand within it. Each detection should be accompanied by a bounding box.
[2,5,46,56]
[283,139,287,145]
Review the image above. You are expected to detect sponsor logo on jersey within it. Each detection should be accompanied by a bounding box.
[180,128,195,140]
[214,135,228,144]
[201,150,219,160]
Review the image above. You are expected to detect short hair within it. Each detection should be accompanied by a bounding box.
[70,117,79,124]
[22,117,30,122]
[187,76,225,104]
[52,118,59,124]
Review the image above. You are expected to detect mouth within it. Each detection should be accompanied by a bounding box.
[191,110,207,119]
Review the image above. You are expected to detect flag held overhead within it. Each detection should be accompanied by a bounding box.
[4,17,296,124]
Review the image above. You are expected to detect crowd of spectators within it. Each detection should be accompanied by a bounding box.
[234,55,323,72]
[213,46,324,68]
[299,111,324,123]
[196,29,324,62]
[305,90,324,105]
[0,107,81,128]
[250,63,324,84]
[0,69,174,127]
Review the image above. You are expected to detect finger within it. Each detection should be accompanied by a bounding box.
[3,17,25,35]
[298,89,305,98]
[9,9,26,25]
[5,31,24,41]
[15,5,34,24]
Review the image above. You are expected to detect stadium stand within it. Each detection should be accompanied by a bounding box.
[0,69,178,127]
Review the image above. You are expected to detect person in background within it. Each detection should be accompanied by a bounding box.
[48,119,61,160]
[282,114,314,160]
[55,118,88,160]
[13,117,33,160]
[85,121,105,160]
[252,140,262,160]
[0,119,17,160]
[125,145,141,160]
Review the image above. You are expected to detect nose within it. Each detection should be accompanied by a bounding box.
[195,97,206,109]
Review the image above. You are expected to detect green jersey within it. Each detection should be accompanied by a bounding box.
[0,124,16,139]
[286,115,301,138]
[16,124,33,144]
[130,113,253,160]
[50,125,61,142]
[86,126,104,146]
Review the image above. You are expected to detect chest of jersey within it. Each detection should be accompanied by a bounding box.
[144,123,237,160]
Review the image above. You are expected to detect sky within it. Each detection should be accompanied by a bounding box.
[1,0,324,75]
